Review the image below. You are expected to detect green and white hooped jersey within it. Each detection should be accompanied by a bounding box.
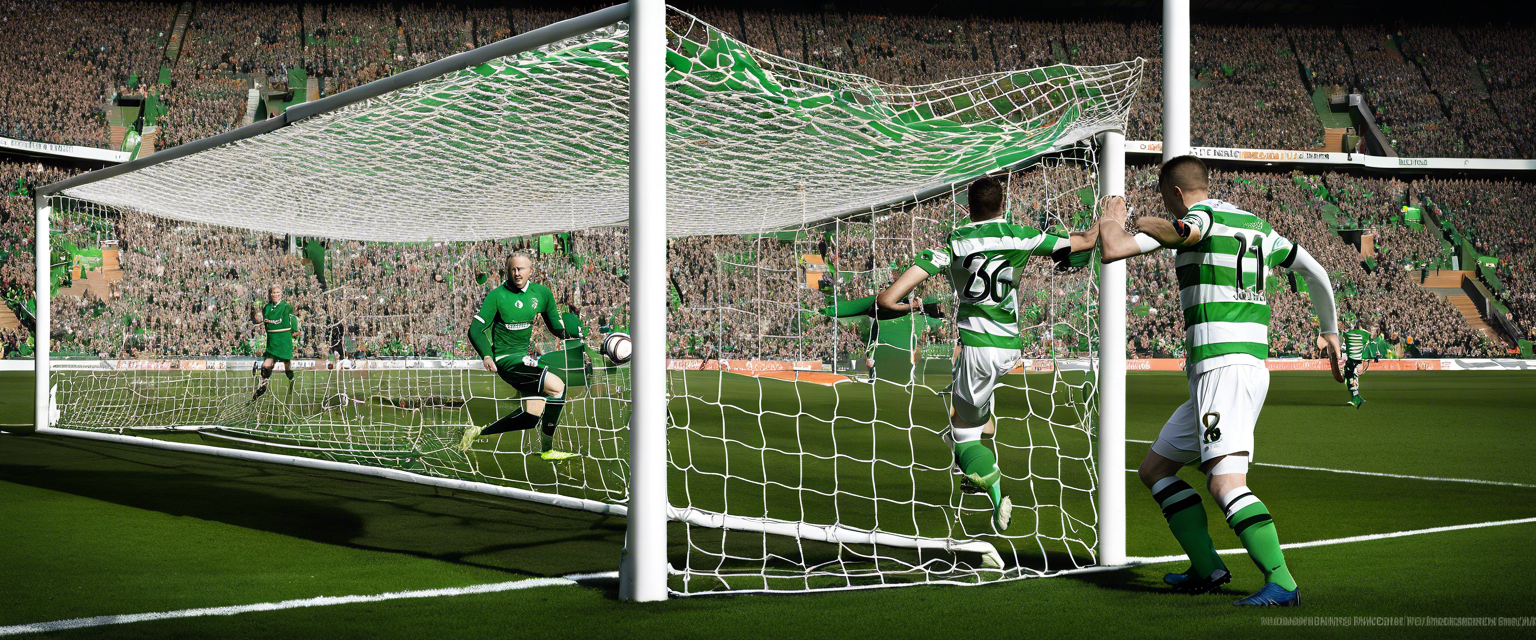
[914,219,1068,350]
[1176,199,1297,373]
[1343,328,1371,360]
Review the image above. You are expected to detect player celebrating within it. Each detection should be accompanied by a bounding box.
[876,176,1099,532]
[253,285,298,400]
[1341,322,1375,408]
[1098,156,1343,607]
[460,253,578,461]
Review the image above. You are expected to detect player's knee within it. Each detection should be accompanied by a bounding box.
[951,399,989,429]
[1137,453,1180,489]
[545,374,565,399]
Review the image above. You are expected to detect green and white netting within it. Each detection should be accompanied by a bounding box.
[47,8,1142,594]
[64,9,1140,241]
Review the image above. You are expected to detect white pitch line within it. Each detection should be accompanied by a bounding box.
[0,574,596,637]
[1127,516,1536,565]
[1123,439,1535,488]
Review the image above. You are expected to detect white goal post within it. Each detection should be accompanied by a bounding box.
[29,1,1140,600]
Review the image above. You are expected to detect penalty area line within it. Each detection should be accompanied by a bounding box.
[1126,516,1536,566]
[1123,439,1535,488]
[0,573,610,637]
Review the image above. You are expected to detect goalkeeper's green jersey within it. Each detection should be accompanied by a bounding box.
[913,219,1068,349]
[468,280,571,364]
[261,301,296,360]
[1343,328,1372,361]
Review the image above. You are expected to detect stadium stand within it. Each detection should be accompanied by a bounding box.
[0,2,1529,361]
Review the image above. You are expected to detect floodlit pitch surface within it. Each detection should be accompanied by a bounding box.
[1,370,1533,637]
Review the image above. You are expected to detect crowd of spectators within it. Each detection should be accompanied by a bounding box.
[0,160,83,357]
[8,159,1500,363]
[1187,27,1321,149]
[1453,25,1536,159]
[1337,27,1467,158]
[0,1,172,147]
[5,2,1536,158]
[1418,177,1536,342]
[1399,27,1523,159]
[1,3,1530,361]
[1121,165,1494,358]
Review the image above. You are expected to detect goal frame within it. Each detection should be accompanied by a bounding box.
[27,0,1131,600]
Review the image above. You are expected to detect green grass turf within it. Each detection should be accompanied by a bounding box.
[1,369,1534,637]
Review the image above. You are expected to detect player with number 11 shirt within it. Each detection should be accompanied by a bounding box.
[878,176,1099,538]
[1100,155,1344,607]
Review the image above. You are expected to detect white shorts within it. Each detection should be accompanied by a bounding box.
[951,345,1021,425]
[1151,363,1270,466]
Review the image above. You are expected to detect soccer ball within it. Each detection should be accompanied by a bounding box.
[601,332,632,365]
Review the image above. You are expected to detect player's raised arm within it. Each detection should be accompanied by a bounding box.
[1276,240,1344,382]
[877,248,945,312]
[1097,195,1164,263]
[1066,223,1099,253]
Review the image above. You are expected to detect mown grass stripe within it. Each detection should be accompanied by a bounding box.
[0,577,584,637]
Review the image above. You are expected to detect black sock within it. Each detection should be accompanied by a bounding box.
[481,410,541,436]
[541,398,565,435]
[285,369,295,381]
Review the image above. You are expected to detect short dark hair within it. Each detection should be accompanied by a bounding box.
[967,176,1004,220]
[1158,155,1209,193]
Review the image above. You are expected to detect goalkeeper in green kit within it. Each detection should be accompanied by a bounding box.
[252,285,298,400]
[460,253,578,460]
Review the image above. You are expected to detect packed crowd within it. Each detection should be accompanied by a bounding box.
[1399,28,1523,159]
[5,160,1501,362]
[1186,27,1321,150]
[0,161,81,357]
[1453,25,1536,159]
[1418,177,1536,341]
[1119,165,1494,358]
[6,1,1536,158]
[0,1,172,147]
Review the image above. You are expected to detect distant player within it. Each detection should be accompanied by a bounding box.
[1099,155,1343,607]
[1341,323,1376,408]
[876,176,1099,533]
[460,253,578,460]
[253,285,298,400]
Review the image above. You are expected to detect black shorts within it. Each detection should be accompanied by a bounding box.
[497,362,550,396]
[1344,359,1362,378]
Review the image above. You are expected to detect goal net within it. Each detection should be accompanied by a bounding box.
[38,6,1142,595]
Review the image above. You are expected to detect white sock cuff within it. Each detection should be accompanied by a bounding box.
[950,425,984,444]
[1150,476,1184,494]
[1219,485,1260,517]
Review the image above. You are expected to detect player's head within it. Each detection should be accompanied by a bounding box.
[967,176,1005,222]
[1158,155,1210,215]
[506,253,534,288]
[268,285,282,303]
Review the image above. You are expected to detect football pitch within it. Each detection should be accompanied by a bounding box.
[1,370,1533,638]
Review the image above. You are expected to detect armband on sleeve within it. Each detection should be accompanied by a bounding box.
[1171,220,1192,239]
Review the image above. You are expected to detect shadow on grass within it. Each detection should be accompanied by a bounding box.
[1061,564,1246,598]
[0,433,626,579]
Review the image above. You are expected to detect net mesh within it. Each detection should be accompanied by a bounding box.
[61,9,1140,241]
[42,7,1139,595]
[666,147,1103,592]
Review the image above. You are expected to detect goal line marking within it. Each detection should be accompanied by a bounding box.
[1124,439,1535,488]
[0,572,615,637]
[1127,516,1536,565]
